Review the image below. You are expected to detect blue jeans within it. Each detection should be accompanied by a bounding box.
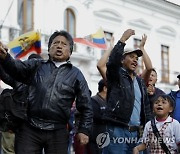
[103,125,139,154]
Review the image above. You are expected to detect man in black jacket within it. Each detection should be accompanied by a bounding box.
[102,29,152,154]
[89,79,107,154]
[0,30,93,154]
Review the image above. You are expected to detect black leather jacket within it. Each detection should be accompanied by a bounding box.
[1,54,93,136]
[105,41,152,126]
[0,64,18,88]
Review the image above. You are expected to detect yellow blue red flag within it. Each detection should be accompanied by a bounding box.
[91,27,107,49]
[74,27,107,50]
[7,31,41,59]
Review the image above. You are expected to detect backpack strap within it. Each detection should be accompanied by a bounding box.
[151,118,171,154]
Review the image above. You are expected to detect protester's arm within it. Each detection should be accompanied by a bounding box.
[0,43,19,86]
[0,64,17,88]
[107,29,135,81]
[75,70,93,145]
[0,42,26,87]
[0,43,40,85]
[109,29,135,64]
[1,54,40,84]
[97,37,114,81]
[140,34,152,84]
[133,143,146,154]
[0,41,40,83]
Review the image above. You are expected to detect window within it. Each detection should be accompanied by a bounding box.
[134,38,143,75]
[18,0,34,33]
[161,45,169,83]
[64,8,76,38]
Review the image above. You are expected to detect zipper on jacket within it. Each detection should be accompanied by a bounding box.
[46,67,61,109]
[112,100,119,112]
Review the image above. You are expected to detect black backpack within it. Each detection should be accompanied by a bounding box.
[0,84,28,132]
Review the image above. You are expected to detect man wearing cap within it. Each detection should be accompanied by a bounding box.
[103,29,151,154]
[168,74,180,122]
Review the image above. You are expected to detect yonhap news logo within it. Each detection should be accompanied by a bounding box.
[96,132,110,148]
[96,132,176,148]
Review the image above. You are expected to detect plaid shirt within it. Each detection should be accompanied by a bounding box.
[141,116,180,153]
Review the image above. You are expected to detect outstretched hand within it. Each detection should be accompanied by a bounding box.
[0,41,8,60]
[147,84,155,95]
[120,29,135,43]
[139,34,147,49]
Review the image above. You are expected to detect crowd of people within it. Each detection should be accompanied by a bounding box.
[0,28,179,154]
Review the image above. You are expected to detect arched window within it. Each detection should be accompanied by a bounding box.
[64,8,76,38]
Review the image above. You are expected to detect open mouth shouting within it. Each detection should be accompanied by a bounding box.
[156,107,163,111]
[56,50,63,56]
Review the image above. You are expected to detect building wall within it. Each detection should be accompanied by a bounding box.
[0,0,180,95]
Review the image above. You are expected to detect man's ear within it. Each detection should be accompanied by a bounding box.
[155,77,158,82]
[103,86,107,92]
[121,59,124,64]
[169,106,173,114]
[121,55,125,64]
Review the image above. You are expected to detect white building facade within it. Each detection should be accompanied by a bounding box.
[0,0,180,95]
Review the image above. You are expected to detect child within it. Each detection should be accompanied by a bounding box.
[133,94,180,154]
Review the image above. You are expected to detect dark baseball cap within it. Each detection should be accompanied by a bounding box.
[123,48,143,57]
[177,74,180,79]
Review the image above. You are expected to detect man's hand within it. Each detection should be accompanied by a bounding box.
[76,133,89,145]
[0,41,8,60]
[133,146,139,154]
[147,84,155,95]
[139,34,147,49]
[120,29,135,43]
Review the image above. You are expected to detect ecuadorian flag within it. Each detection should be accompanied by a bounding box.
[73,27,107,50]
[7,31,41,59]
[91,27,107,49]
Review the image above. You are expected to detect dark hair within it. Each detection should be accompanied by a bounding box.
[48,30,74,53]
[98,79,106,92]
[28,53,42,60]
[177,74,180,79]
[151,68,157,75]
[153,94,175,111]
[121,54,126,60]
